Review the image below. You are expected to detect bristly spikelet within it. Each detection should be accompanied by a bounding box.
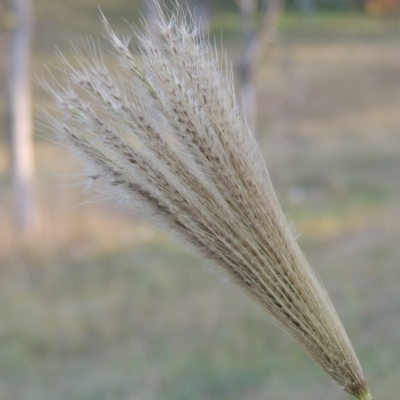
[40,3,371,399]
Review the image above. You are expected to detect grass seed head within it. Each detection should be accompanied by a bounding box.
[41,3,371,398]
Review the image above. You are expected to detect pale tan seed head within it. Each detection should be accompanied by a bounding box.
[40,4,371,399]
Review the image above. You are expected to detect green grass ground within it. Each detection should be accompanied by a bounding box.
[1,2,400,399]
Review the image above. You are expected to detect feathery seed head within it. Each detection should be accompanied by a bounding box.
[41,4,370,399]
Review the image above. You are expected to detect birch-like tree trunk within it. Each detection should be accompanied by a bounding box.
[8,0,37,233]
[236,0,282,134]
[237,0,258,133]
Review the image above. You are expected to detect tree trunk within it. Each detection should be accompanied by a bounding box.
[8,0,37,233]
[237,0,258,133]
[237,0,282,134]
[257,0,282,60]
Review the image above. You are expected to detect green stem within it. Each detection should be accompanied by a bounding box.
[357,390,372,400]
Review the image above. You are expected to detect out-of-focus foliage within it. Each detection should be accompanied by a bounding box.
[212,0,400,13]
[364,0,400,14]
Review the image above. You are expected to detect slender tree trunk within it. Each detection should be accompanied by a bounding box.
[237,0,258,133]
[236,0,282,134]
[8,0,37,233]
[257,0,282,60]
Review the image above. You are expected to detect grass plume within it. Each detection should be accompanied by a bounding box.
[40,4,371,399]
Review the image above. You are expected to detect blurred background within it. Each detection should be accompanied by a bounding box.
[1,0,400,399]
